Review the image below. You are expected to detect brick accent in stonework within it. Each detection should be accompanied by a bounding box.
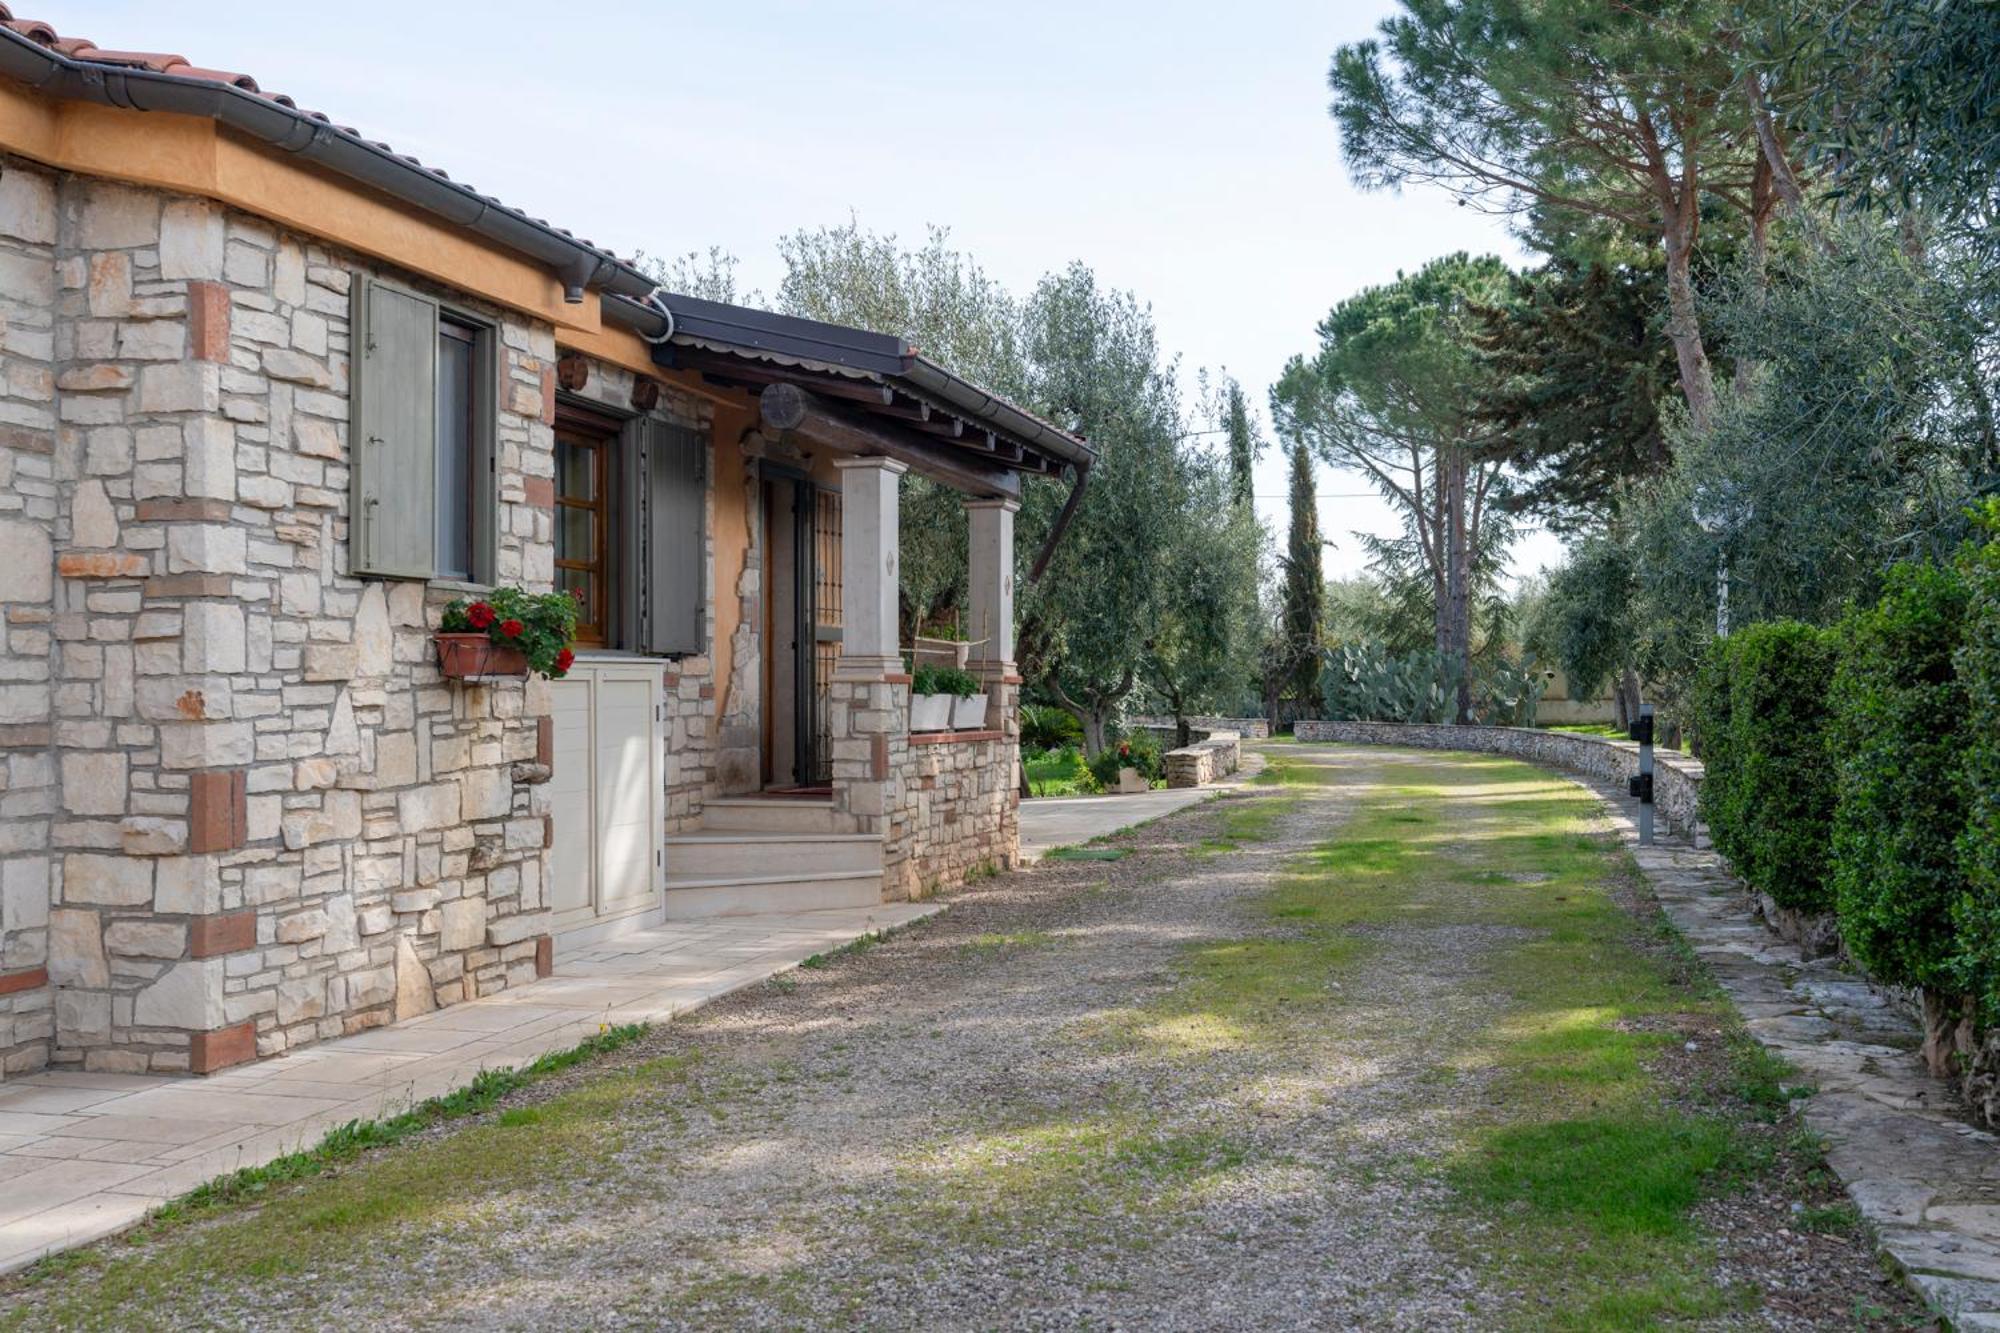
[535,935,553,978]
[522,476,555,508]
[539,364,557,426]
[0,968,49,998]
[188,770,247,853]
[536,716,554,768]
[0,725,51,749]
[189,911,256,959]
[187,280,230,361]
[189,1022,257,1074]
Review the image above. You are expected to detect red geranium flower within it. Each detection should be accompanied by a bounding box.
[554,648,576,675]
[498,618,524,639]
[465,602,496,629]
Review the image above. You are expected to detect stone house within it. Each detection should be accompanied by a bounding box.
[0,10,1090,1079]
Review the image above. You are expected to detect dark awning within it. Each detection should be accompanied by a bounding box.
[605,293,1094,488]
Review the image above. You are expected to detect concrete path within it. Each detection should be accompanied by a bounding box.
[1018,749,1265,863]
[0,902,936,1276]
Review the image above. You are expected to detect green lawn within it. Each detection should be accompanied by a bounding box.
[1024,745,1092,796]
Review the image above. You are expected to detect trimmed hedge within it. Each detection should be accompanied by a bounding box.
[1828,560,1972,997]
[1691,621,1840,914]
[1956,509,2000,1018]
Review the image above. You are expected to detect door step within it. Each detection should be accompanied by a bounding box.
[664,832,882,877]
[662,868,883,919]
[700,797,842,835]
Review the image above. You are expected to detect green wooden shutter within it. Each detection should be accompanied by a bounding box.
[639,420,707,656]
[349,277,439,578]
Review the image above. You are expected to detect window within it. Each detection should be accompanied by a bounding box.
[435,319,480,580]
[349,276,495,582]
[554,424,611,646]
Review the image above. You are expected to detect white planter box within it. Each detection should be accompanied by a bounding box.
[953,693,989,730]
[911,693,955,732]
[1117,766,1149,794]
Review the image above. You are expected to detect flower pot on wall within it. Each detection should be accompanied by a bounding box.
[953,694,989,730]
[911,693,955,732]
[435,633,529,679]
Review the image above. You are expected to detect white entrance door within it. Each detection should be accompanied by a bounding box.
[549,660,664,937]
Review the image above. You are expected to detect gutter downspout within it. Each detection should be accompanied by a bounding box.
[0,28,658,305]
[1030,463,1088,583]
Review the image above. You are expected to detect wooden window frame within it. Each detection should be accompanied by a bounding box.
[554,416,616,647]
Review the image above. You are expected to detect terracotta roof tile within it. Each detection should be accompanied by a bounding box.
[0,3,630,266]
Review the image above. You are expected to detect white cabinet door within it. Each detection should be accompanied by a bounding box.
[548,662,664,935]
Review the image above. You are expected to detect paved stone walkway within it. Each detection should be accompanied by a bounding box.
[1017,751,1264,863]
[1553,762,2000,1329]
[0,903,936,1277]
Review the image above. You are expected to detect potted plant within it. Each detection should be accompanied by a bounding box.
[947,669,989,730]
[909,663,958,732]
[436,587,580,681]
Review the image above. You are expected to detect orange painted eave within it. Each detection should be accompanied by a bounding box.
[0,83,603,336]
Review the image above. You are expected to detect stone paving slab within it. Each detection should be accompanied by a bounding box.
[1539,757,1992,1329]
[0,902,938,1277]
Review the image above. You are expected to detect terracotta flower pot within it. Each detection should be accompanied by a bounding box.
[435,632,528,679]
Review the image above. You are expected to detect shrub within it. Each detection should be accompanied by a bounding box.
[1691,622,1840,914]
[1021,704,1084,752]
[1087,731,1164,790]
[912,664,978,698]
[1955,505,2000,1018]
[1828,560,1972,1002]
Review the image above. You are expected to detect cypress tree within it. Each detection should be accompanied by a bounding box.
[1281,439,1326,703]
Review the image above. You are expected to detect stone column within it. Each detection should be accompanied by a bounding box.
[833,456,907,679]
[963,498,1017,676]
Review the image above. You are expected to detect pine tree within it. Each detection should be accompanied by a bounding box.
[1280,439,1325,703]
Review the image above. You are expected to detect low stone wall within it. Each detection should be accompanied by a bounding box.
[1292,720,1703,837]
[904,729,1019,894]
[828,669,1020,902]
[1130,715,1271,741]
[1165,731,1241,789]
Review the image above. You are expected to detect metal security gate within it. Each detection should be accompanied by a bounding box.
[805,487,843,786]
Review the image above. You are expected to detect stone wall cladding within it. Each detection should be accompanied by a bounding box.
[1292,720,1703,837]
[0,160,60,1078]
[828,672,1018,901]
[0,160,582,1075]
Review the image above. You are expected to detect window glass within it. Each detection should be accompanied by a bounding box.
[555,428,609,645]
[434,321,478,580]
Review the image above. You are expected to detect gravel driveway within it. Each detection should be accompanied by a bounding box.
[0,745,1926,1330]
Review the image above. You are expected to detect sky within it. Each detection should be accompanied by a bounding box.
[69,0,1565,584]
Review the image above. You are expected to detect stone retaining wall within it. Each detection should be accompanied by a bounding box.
[1165,731,1240,789]
[1130,715,1271,741]
[1292,720,1703,837]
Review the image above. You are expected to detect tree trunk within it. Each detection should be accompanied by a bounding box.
[1662,211,1717,433]
[1444,453,1472,724]
[1081,711,1108,759]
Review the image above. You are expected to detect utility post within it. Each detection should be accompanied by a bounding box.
[1628,704,1655,846]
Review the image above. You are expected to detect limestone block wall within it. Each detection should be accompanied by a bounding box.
[1291,720,1703,838]
[0,161,59,1078]
[827,672,1019,901]
[1165,731,1240,788]
[1130,715,1272,741]
[0,158,578,1075]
